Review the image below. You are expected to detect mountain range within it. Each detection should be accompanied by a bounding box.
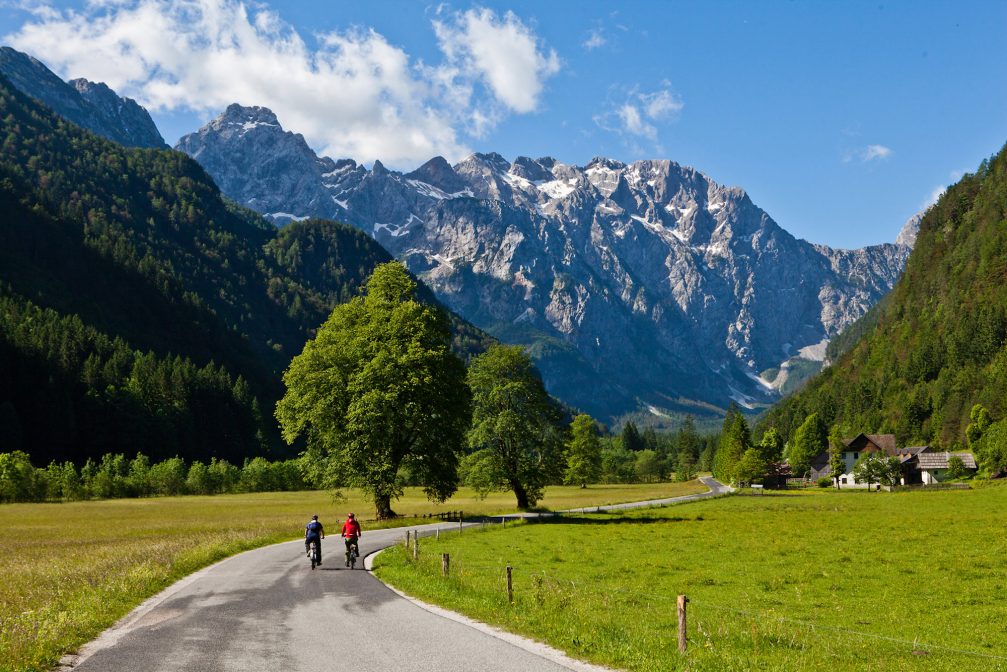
[177,104,911,422]
[0,46,916,426]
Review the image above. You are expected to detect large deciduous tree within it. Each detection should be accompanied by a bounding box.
[465,344,564,509]
[276,262,471,519]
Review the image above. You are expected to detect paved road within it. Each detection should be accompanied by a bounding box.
[68,479,729,672]
[557,476,732,514]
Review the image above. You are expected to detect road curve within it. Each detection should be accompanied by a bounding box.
[558,475,732,514]
[66,479,729,672]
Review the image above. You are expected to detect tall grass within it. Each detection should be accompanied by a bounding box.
[375,488,1007,671]
[0,481,703,672]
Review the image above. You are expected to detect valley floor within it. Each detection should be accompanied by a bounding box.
[0,481,703,672]
[374,485,1007,672]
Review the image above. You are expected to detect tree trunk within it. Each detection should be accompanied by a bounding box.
[374,494,397,520]
[511,480,530,510]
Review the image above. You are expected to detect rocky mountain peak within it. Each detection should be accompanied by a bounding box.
[457,152,511,174]
[404,156,468,194]
[211,103,282,135]
[586,156,626,171]
[510,156,554,182]
[0,46,165,148]
[896,211,922,248]
[69,78,166,149]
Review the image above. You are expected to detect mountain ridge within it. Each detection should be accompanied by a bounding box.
[177,104,911,422]
[0,46,166,148]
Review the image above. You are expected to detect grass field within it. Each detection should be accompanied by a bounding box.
[375,487,1007,672]
[0,481,703,672]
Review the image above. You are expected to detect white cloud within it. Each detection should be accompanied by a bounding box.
[433,7,560,115]
[640,89,683,120]
[862,144,892,161]
[595,84,683,146]
[841,143,893,164]
[582,28,606,50]
[617,104,655,140]
[4,0,560,167]
[922,185,945,209]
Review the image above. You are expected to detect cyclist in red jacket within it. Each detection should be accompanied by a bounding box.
[341,513,362,567]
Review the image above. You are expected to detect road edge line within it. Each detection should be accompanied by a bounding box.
[364,548,617,672]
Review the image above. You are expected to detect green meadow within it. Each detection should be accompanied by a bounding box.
[375,485,1007,672]
[0,481,703,672]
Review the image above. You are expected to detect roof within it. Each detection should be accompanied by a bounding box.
[844,433,898,456]
[916,452,977,470]
[900,446,930,463]
[809,451,830,470]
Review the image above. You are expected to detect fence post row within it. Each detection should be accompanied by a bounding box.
[677,595,688,653]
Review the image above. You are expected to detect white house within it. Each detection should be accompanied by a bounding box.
[916,451,978,484]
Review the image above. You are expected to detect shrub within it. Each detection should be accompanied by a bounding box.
[817,477,833,488]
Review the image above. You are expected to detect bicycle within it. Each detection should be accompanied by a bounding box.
[345,539,359,569]
[308,539,320,570]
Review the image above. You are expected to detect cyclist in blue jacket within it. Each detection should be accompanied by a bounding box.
[305,515,325,564]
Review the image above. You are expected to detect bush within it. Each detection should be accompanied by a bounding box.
[817,477,833,488]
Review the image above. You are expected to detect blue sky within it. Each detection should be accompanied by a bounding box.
[2,1,1005,249]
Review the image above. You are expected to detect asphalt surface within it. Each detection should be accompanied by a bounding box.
[67,479,729,672]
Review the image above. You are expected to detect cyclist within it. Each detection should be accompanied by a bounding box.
[305,514,325,565]
[341,512,362,567]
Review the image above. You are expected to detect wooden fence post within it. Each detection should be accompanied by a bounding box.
[677,595,688,653]
[405,530,410,548]
[413,535,419,561]
[436,527,440,540]
[442,553,450,576]
[459,511,464,534]
[506,565,514,603]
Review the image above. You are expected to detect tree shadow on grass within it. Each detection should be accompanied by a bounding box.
[525,514,702,525]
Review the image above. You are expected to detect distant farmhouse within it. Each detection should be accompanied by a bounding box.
[807,433,976,487]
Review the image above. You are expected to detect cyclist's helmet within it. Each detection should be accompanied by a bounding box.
[347,512,355,519]
[312,514,318,520]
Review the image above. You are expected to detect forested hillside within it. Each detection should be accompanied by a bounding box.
[760,141,1007,448]
[0,73,489,465]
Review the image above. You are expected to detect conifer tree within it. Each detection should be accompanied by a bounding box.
[564,414,603,488]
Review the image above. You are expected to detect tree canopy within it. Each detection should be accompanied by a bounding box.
[564,414,602,487]
[276,262,471,518]
[787,413,828,477]
[465,344,564,509]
